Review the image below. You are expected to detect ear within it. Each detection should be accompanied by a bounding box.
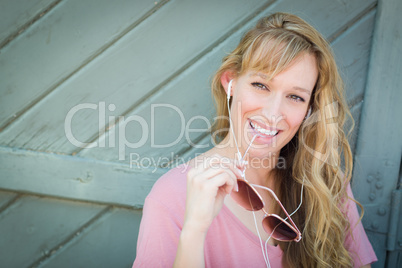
[220,71,235,96]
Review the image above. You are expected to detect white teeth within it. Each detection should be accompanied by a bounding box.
[250,121,278,136]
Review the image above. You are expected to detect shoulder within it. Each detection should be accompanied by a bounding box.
[134,164,191,267]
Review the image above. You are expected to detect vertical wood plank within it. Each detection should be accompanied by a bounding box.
[351,0,402,266]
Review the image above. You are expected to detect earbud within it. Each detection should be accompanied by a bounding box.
[305,107,312,119]
[227,80,233,100]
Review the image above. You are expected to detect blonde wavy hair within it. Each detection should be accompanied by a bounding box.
[211,13,359,267]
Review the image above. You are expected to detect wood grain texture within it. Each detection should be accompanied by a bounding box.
[0,0,165,130]
[0,0,57,46]
[332,9,376,104]
[0,146,167,207]
[38,207,141,268]
[0,194,105,267]
[0,190,18,210]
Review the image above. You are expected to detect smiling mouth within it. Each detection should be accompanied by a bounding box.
[249,121,279,137]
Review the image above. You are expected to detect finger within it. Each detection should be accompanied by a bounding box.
[189,155,243,190]
[210,156,246,177]
[209,158,241,192]
[191,166,239,194]
[197,155,243,177]
[217,164,240,192]
[189,154,230,175]
[204,172,237,195]
[217,160,243,180]
[193,166,237,184]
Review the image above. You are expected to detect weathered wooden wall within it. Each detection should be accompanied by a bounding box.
[1,0,399,267]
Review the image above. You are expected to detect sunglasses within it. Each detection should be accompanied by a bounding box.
[231,178,302,242]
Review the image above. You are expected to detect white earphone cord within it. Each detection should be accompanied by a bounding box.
[227,80,304,268]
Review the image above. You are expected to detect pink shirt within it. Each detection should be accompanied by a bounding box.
[133,165,377,267]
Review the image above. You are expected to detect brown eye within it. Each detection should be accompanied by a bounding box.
[288,95,305,102]
[251,82,268,90]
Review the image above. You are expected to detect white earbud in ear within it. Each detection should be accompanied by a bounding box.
[227,80,233,100]
[305,107,312,119]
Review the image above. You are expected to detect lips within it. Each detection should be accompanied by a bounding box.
[249,120,280,137]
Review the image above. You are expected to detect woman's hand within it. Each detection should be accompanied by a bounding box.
[174,154,244,268]
[183,155,243,233]
[183,154,244,234]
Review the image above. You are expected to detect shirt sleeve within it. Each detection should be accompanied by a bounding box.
[344,184,378,267]
[133,196,183,268]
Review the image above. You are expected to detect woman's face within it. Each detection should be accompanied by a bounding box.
[226,53,318,158]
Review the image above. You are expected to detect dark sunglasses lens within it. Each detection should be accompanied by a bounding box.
[231,180,263,211]
[262,216,297,241]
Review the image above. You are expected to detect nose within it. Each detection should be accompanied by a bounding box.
[261,95,284,126]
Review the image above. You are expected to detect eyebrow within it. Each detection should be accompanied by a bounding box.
[254,72,269,79]
[293,86,312,96]
[252,72,312,96]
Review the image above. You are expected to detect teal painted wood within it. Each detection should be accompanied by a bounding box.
[78,45,222,164]
[331,9,376,155]
[332,9,376,105]
[0,0,268,153]
[0,0,57,46]
[39,207,141,268]
[0,146,167,207]
[0,189,18,209]
[0,0,167,130]
[0,194,106,267]
[351,0,402,266]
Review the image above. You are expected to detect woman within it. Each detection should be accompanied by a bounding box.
[134,13,377,267]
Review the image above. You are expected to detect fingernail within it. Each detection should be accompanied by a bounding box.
[235,181,239,192]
